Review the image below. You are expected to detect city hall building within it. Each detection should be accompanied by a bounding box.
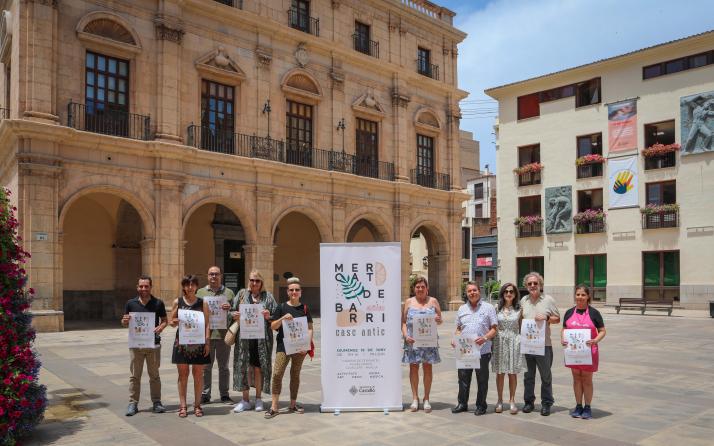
[486,31,714,309]
[0,0,470,331]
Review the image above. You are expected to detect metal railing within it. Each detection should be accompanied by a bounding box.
[288,8,319,36]
[516,221,543,238]
[353,34,379,58]
[642,210,679,229]
[576,163,603,179]
[187,125,395,181]
[417,60,439,80]
[644,152,676,170]
[575,219,606,234]
[0,108,8,120]
[213,0,242,7]
[409,169,450,191]
[518,170,541,186]
[67,102,151,141]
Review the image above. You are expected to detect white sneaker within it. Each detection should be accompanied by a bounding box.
[254,399,264,412]
[233,400,252,413]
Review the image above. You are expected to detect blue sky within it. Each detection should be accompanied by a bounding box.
[437,0,714,171]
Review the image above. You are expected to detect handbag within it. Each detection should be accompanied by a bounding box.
[303,304,315,359]
[224,321,239,346]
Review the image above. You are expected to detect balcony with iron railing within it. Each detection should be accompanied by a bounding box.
[187,125,395,181]
[518,170,541,186]
[213,0,242,7]
[417,60,439,80]
[409,169,450,191]
[644,151,676,170]
[353,34,379,58]
[0,108,8,120]
[641,208,679,229]
[516,221,543,238]
[67,102,152,141]
[575,218,606,234]
[288,8,319,36]
[576,162,603,179]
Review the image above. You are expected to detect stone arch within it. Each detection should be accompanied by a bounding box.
[409,218,450,305]
[281,68,323,102]
[182,195,258,247]
[344,211,392,242]
[76,11,142,50]
[271,204,333,244]
[414,106,442,132]
[409,218,449,254]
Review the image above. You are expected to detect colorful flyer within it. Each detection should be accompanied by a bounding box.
[520,319,546,356]
[204,295,228,330]
[563,329,593,365]
[412,313,438,348]
[128,312,155,349]
[239,303,265,339]
[178,309,205,345]
[455,333,481,369]
[282,316,310,355]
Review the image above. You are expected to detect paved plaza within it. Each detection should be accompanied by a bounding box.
[27,307,714,446]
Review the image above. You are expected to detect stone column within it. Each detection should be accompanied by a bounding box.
[153,13,184,142]
[254,187,274,291]
[331,196,346,242]
[391,76,411,182]
[394,201,412,300]
[152,173,183,303]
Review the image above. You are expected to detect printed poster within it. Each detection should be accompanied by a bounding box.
[282,316,310,355]
[520,319,546,356]
[320,242,402,412]
[412,314,438,348]
[128,312,155,349]
[455,333,481,369]
[204,295,228,330]
[608,99,637,152]
[178,309,205,345]
[608,155,638,209]
[239,303,265,339]
[563,329,593,366]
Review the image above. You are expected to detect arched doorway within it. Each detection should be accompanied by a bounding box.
[183,203,246,294]
[346,219,382,242]
[409,225,449,307]
[273,211,322,313]
[62,193,144,321]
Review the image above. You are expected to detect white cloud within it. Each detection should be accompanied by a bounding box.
[454,0,714,171]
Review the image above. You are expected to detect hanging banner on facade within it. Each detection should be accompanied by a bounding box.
[128,312,155,349]
[320,242,402,412]
[608,99,638,152]
[608,155,638,209]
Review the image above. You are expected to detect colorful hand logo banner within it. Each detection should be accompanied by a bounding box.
[608,155,638,209]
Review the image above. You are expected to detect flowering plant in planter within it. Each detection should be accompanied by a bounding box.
[642,143,680,157]
[575,154,606,166]
[640,203,679,215]
[513,162,543,175]
[573,208,606,224]
[513,215,543,226]
[0,188,47,445]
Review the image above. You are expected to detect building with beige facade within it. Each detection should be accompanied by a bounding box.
[0,0,471,331]
[487,31,714,309]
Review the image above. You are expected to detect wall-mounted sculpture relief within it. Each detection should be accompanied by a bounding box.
[681,90,714,155]
[545,186,572,234]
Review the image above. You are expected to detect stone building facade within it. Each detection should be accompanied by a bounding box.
[0,0,469,331]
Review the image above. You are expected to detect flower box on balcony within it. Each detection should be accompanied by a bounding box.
[641,203,679,229]
[640,203,679,215]
[574,209,606,234]
[514,215,544,226]
[575,154,606,166]
[514,215,543,237]
[513,162,543,175]
[642,143,680,158]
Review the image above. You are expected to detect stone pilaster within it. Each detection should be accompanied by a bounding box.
[153,13,184,142]
[254,186,274,290]
[391,75,411,182]
[152,172,183,303]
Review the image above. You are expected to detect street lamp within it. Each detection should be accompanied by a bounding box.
[262,99,272,138]
[336,118,346,153]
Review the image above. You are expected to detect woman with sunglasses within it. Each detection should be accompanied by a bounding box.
[265,276,313,418]
[492,283,524,414]
[230,270,277,414]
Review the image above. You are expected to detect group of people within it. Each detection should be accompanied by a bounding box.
[121,269,605,420]
[121,267,313,419]
[403,273,605,419]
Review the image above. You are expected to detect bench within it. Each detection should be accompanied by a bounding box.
[615,297,673,316]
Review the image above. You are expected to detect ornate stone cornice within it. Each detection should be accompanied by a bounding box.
[155,21,184,44]
[27,0,59,8]
[391,88,410,108]
[330,69,344,91]
[255,46,272,69]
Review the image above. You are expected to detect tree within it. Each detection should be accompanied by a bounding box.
[0,188,47,445]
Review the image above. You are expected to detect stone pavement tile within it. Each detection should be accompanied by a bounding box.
[685,409,714,429]
[575,420,654,444]
[638,424,714,446]
[385,430,454,446]
[460,430,546,446]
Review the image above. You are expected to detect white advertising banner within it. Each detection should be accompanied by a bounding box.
[520,319,546,356]
[282,316,310,354]
[455,333,481,369]
[204,295,228,330]
[608,155,638,209]
[320,242,402,412]
[178,309,205,345]
[563,329,593,366]
[239,303,266,340]
[128,312,155,349]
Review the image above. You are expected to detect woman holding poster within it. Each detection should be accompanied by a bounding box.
[560,285,606,420]
[492,283,524,415]
[265,277,313,419]
[230,270,278,414]
[402,275,442,413]
[169,275,210,418]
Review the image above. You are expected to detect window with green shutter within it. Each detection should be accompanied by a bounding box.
[643,251,680,301]
[575,254,606,301]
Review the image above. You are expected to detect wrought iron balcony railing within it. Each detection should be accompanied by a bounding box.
[417,60,439,80]
[0,108,8,120]
[642,210,679,229]
[644,151,676,170]
[288,8,319,36]
[518,170,541,186]
[575,219,606,234]
[187,125,285,160]
[516,221,543,238]
[353,34,379,58]
[67,102,152,141]
[213,0,242,7]
[576,163,603,179]
[409,169,450,191]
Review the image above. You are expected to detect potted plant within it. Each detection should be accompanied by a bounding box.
[573,208,606,224]
[640,203,679,215]
[513,215,543,226]
[642,143,680,157]
[513,162,544,175]
[575,154,606,166]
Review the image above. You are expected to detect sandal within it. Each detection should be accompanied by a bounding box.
[264,408,279,419]
[194,405,204,417]
[288,403,305,414]
[423,400,432,413]
[409,399,419,412]
[178,406,187,418]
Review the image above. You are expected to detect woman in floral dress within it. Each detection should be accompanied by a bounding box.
[492,282,524,414]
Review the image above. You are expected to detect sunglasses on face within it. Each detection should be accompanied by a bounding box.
[527,282,539,286]
[288,288,301,292]
[504,289,515,294]
[208,273,221,276]
[249,279,262,283]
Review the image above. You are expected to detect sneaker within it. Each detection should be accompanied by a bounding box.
[233,400,252,413]
[126,402,138,416]
[220,395,234,404]
[581,405,592,419]
[540,404,551,416]
[254,399,264,412]
[522,402,534,413]
[200,394,211,404]
[570,404,583,418]
[152,401,166,413]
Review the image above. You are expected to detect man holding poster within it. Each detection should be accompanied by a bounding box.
[197,266,235,405]
[451,282,497,416]
[121,275,168,417]
[520,272,560,416]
